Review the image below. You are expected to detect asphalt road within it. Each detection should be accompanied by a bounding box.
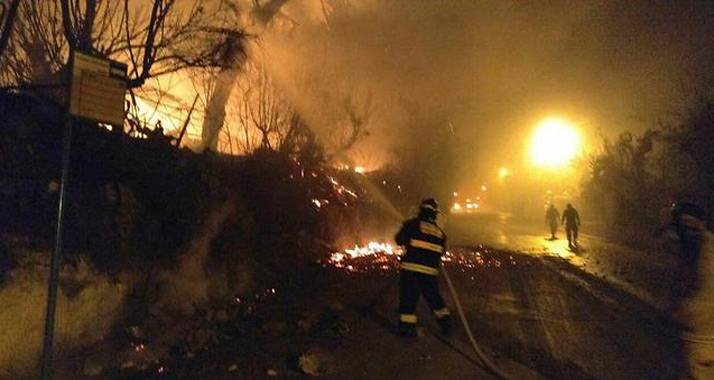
[445,214,683,380]
[323,213,684,380]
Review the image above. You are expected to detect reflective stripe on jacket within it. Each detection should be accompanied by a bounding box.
[395,217,446,276]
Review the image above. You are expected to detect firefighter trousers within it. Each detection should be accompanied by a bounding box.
[398,269,451,334]
[566,224,579,246]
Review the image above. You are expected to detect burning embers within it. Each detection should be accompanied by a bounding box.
[328,175,359,199]
[324,242,403,273]
[309,174,360,209]
[322,242,518,274]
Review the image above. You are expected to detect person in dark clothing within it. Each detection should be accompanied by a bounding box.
[545,204,560,240]
[395,198,452,337]
[668,201,714,380]
[561,203,581,249]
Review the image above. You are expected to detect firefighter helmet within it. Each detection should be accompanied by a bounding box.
[420,198,440,213]
[671,201,705,221]
[671,201,706,231]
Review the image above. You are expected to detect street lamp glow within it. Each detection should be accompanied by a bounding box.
[498,167,509,179]
[530,117,580,168]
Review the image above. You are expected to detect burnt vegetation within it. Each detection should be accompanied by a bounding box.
[0,1,391,377]
[0,88,378,270]
[0,87,385,378]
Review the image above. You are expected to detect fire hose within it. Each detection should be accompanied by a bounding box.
[440,265,515,380]
[346,172,515,378]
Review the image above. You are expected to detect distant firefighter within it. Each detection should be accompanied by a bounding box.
[670,202,714,380]
[545,204,560,240]
[394,198,452,337]
[561,203,581,249]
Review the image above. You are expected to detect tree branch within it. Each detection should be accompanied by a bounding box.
[0,0,21,60]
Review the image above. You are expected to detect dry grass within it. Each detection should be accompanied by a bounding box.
[0,249,127,379]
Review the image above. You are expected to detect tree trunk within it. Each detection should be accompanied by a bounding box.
[201,36,244,151]
[200,0,289,152]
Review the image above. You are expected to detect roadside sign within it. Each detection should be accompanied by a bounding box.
[69,51,127,126]
[41,51,127,380]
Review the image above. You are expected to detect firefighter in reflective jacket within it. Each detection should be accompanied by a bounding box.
[395,198,453,337]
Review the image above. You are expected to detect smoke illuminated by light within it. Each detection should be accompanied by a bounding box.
[530,118,580,168]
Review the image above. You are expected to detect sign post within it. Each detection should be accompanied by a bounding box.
[39,50,126,380]
[69,51,128,126]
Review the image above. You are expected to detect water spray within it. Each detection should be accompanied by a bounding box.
[343,182,514,380]
[321,143,514,379]
[261,47,513,378]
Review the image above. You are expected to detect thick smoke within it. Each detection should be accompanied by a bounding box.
[259,0,714,186]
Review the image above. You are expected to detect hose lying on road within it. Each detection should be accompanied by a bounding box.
[441,265,516,380]
[336,173,515,379]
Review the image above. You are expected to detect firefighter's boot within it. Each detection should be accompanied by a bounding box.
[437,316,453,336]
[398,321,417,338]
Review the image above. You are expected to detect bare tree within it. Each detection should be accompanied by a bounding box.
[0,0,21,60]
[334,90,373,153]
[200,0,290,152]
[202,0,375,157]
[227,59,324,166]
[0,0,65,85]
[235,62,289,151]
[200,28,247,150]
[1,0,243,89]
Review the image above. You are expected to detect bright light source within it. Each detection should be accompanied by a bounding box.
[354,166,366,174]
[451,202,463,213]
[453,192,458,197]
[466,204,473,209]
[481,185,487,191]
[530,117,580,168]
[498,167,509,179]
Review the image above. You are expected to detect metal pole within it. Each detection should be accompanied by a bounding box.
[40,49,74,380]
